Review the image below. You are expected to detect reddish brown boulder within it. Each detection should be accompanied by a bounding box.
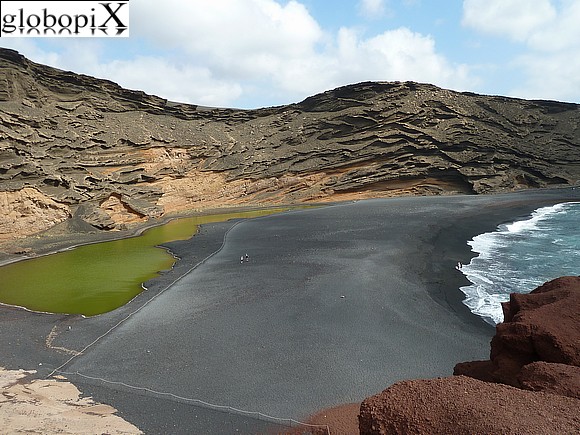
[452,359,495,383]
[455,276,580,387]
[359,375,580,435]
[518,361,580,399]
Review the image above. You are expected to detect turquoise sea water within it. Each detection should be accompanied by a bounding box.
[460,202,580,325]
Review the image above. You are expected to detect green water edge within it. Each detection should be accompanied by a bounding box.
[0,208,288,316]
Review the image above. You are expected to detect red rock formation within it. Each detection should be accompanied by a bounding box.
[456,276,580,390]
[359,376,580,435]
[360,277,580,434]
[518,361,580,399]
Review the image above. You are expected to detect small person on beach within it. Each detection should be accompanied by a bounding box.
[240,256,244,263]
[456,261,463,270]
[245,253,249,261]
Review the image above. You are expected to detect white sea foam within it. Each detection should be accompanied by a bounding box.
[467,232,505,260]
[506,202,569,234]
[460,202,580,325]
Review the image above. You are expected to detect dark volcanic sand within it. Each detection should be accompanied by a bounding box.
[2,188,580,434]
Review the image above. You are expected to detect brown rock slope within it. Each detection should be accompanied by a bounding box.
[1,47,580,242]
[360,277,580,434]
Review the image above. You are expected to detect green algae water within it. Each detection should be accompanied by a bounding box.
[0,209,285,316]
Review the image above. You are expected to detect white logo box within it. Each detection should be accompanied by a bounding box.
[1,1,129,37]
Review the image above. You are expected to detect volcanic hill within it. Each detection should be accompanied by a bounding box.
[1,47,579,242]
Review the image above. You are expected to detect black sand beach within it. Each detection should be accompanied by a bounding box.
[1,188,579,434]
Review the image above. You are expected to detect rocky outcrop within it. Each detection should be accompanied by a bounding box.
[1,48,580,242]
[455,276,580,394]
[0,187,70,241]
[358,376,579,435]
[518,361,580,399]
[360,277,580,434]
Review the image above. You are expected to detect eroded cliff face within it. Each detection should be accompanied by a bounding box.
[0,188,70,241]
[1,48,579,241]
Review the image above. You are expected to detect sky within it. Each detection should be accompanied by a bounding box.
[1,0,579,109]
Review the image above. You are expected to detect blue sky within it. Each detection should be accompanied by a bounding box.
[1,0,579,109]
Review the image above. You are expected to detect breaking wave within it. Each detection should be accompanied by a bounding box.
[460,202,580,325]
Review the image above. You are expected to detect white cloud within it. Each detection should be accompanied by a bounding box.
[240,25,475,103]
[358,0,388,18]
[462,0,557,43]
[511,51,580,102]
[462,0,580,52]
[463,0,580,102]
[332,27,474,90]
[0,39,60,66]
[100,58,243,106]
[132,0,324,78]
[129,0,473,103]
[525,0,580,52]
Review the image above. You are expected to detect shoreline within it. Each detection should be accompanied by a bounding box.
[0,203,304,268]
[301,187,580,433]
[427,189,580,327]
[1,187,576,269]
[1,188,580,434]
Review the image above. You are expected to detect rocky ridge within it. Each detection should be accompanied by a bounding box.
[1,47,580,242]
[359,277,580,434]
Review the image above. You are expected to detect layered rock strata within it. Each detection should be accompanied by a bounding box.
[1,48,580,242]
[359,277,580,434]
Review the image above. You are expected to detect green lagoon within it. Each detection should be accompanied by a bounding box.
[0,209,284,316]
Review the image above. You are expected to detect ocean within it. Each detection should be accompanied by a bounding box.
[460,201,580,325]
